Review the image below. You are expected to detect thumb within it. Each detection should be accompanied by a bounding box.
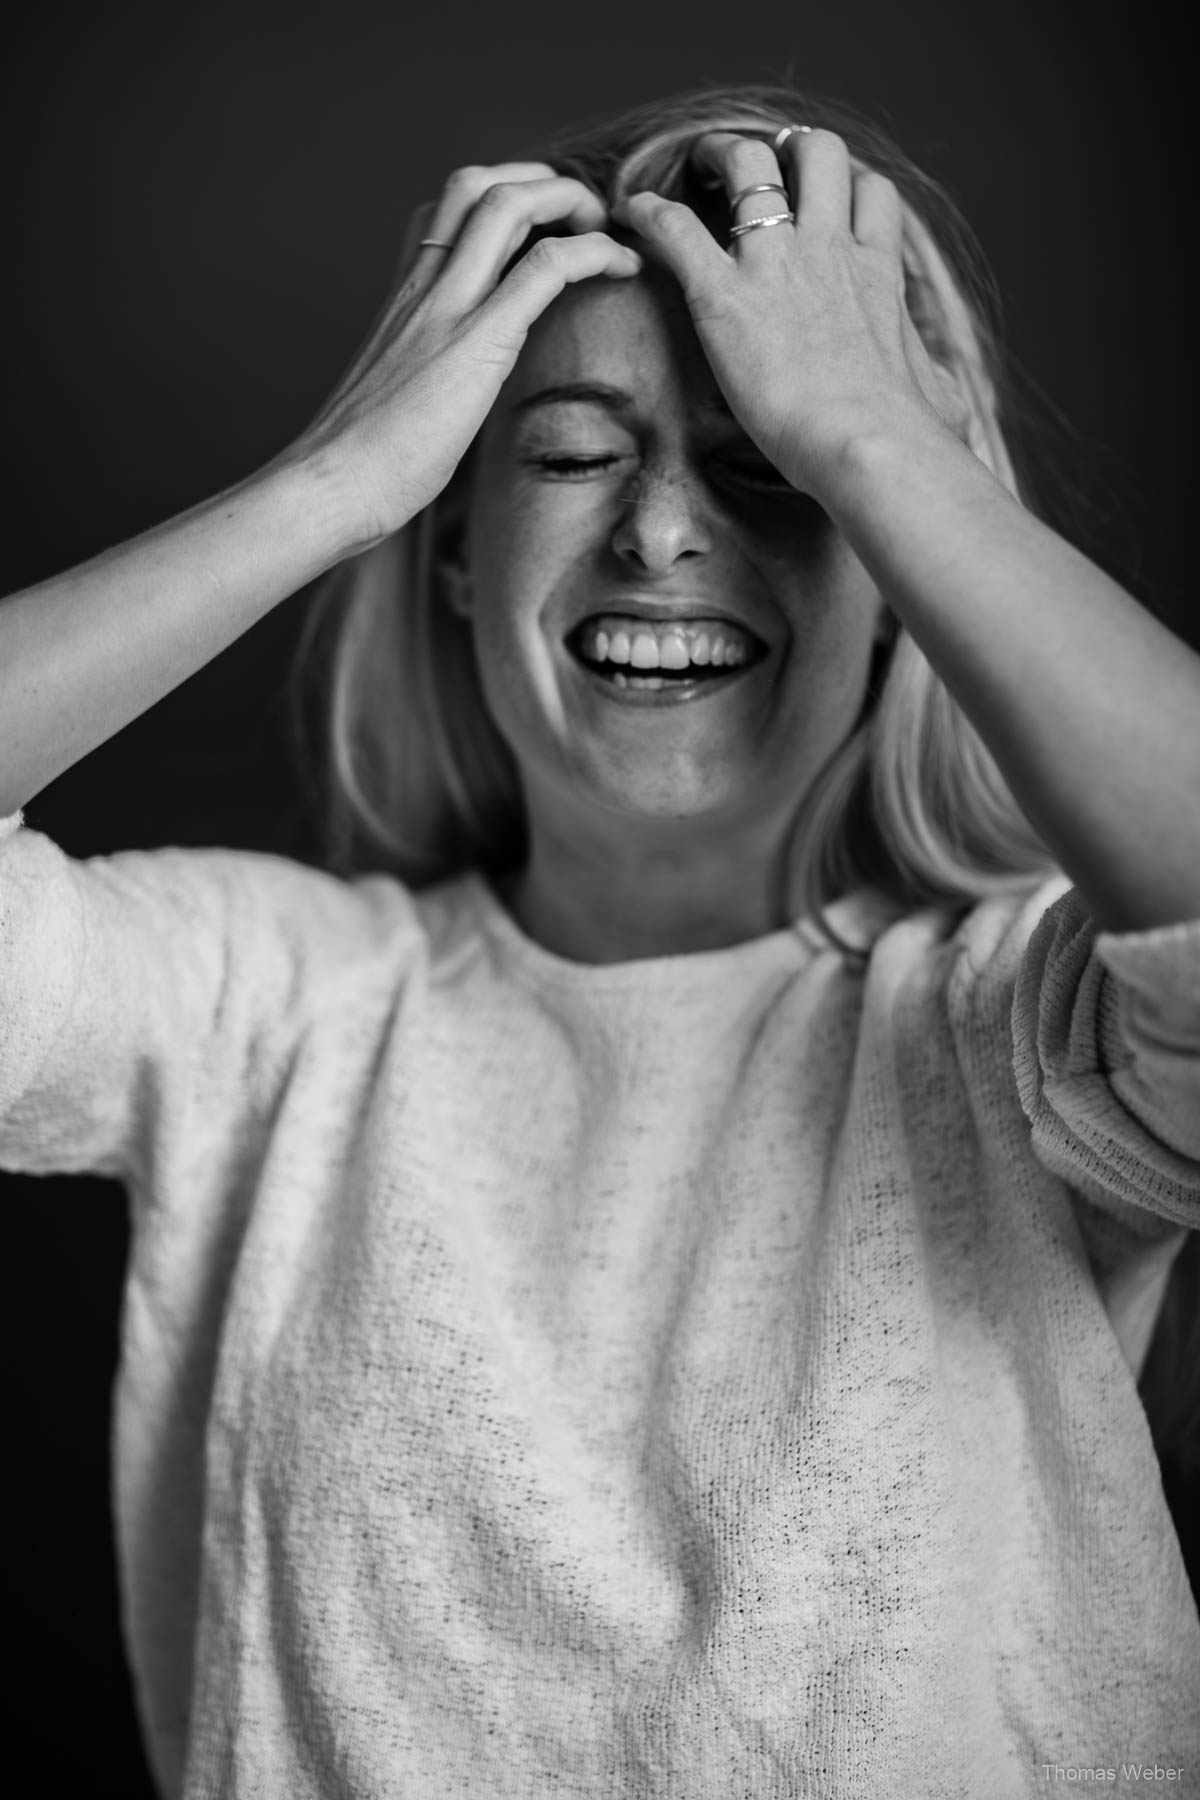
[611,192,729,293]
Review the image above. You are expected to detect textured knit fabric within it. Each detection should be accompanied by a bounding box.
[1,812,1198,1800]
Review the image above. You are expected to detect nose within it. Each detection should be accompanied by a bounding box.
[610,465,713,576]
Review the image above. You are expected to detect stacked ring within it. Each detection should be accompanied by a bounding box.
[728,213,794,238]
[729,182,789,211]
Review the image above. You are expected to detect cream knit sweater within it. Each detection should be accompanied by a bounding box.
[1,812,1198,1799]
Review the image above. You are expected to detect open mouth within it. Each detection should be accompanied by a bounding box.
[566,612,768,693]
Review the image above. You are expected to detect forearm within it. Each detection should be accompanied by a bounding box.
[0,450,361,815]
[827,411,1200,932]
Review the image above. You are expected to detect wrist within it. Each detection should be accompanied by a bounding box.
[264,438,406,570]
[800,398,979,520]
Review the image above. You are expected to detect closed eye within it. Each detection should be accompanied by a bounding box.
[712,455,795,493]
[529,454,624,479]
[528,451,812,504]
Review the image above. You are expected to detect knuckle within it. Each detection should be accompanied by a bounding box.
[477,181,517,214]
[527,234,565,269]
[445,164,486,194]
[807,127,848,155]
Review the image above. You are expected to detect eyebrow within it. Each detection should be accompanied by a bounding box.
[510,381,735,421]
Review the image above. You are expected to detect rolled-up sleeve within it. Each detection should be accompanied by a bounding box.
[1012,886,1200,1232]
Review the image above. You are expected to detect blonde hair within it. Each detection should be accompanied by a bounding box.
[292,80,1195,1486]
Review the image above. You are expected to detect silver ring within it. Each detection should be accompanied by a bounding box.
[728,212,794,238]
[773,124,812,153]
[418,238,454,251]
[729,182,789,212]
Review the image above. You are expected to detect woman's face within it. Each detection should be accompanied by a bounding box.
[455,266,889,854]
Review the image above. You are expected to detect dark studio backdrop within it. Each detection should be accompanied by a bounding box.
[1,2,1194,1790]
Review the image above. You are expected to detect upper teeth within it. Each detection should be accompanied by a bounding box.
[577,615,755,670]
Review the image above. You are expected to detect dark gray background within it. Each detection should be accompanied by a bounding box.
[1,2,1192,1790]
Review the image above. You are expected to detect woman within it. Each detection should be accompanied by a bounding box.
[1,84,1197,1799]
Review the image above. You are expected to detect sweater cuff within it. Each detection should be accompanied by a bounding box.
[1094,911,1200,1168]
[1013,889,1200,1232]
[1094,912,1200,1033]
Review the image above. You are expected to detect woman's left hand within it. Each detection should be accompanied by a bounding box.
[612,129,970,502]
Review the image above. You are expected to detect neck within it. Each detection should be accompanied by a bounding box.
[500,802,796,964]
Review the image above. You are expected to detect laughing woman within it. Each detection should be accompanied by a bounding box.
[2,85,1198,1800]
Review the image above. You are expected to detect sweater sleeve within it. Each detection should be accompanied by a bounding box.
[1010,884,1200,1233]
[0,811,419,1187]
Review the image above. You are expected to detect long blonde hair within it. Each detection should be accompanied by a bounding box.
[292,81,1195,1485]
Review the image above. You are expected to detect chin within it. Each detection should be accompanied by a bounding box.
[574,756,770,831]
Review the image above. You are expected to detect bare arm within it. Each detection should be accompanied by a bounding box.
[620,128,1200,933]
[0,166,641,817]
[825,415,1200,934]
[0,456,352,816]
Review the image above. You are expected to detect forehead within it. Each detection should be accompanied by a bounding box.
[503,267,725,416]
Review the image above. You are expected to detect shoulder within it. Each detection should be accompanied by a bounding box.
[3,814,444,1020]
[824,877,1081,1066]
[846,873,1074,991]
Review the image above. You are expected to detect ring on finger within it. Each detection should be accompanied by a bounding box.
[773,124,812,153]
[418,237,455,251]
[729,182,789,213]
[728,211,794,238]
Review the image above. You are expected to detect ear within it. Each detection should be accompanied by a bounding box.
[433,490,474,619]
[438,547,474,619]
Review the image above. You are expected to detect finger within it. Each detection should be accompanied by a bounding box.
[399,161,563,292]
[474,231,643,346]
[432,177,611,310]
[611,190,730,286]
[393,201,439,286]
[689,130,794,234]
[422,160,560,252]
[780,127,853,236]
[851,169,904,256]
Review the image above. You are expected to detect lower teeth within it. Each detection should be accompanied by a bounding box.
[598,666,729,689]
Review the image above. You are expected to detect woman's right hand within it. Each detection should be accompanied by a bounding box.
[293,164,642,551]
[0,163,640,816]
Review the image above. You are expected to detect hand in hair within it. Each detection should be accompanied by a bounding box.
[613,128,970,501]
[0,170,640,817]
[294,165,642,549]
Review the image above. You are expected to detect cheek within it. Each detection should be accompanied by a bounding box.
[464,524,573,749]
[468,480,587,629]
[765,535,882,664]
[466,480,611,708]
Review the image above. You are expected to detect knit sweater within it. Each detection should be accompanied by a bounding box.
[1,812,1198,1800]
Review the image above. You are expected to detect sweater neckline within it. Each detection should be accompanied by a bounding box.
[456,871,888,995]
